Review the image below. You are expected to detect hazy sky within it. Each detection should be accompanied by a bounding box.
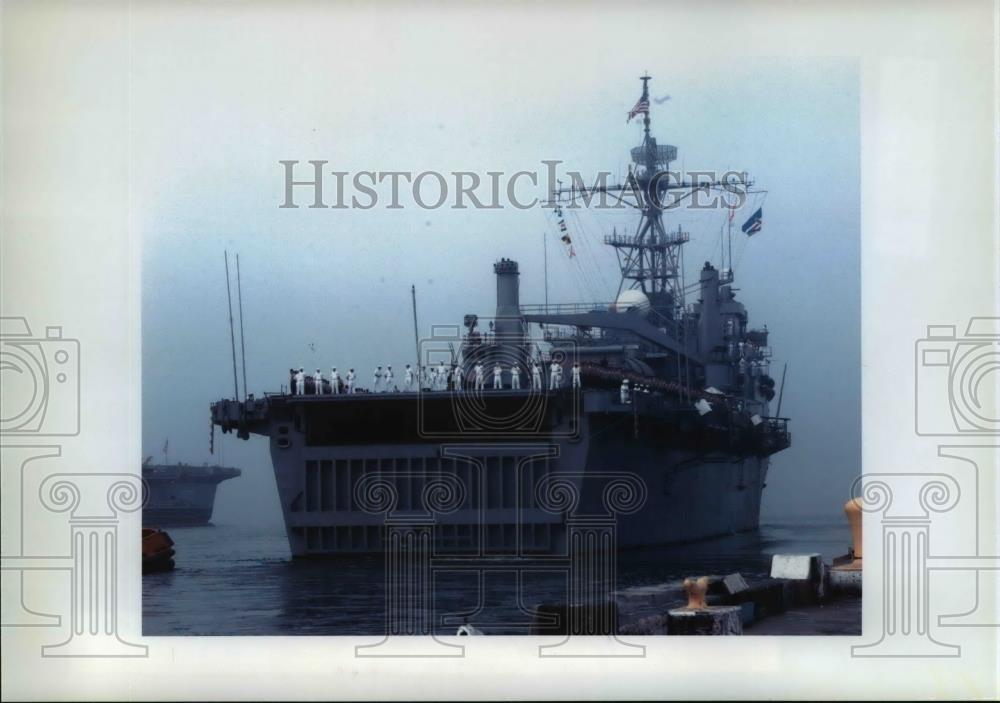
[138,4,859,528]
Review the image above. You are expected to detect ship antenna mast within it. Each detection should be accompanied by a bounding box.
[543,231,549,309]
[640,73,652,141]
[411,284,421,373]
[224,250,240,401]
[727,201,733,277]
[236,253,248,402]
[552,74,751,317]
[613,72,687,312]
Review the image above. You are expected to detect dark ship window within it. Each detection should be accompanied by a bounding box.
[300,396,556,445]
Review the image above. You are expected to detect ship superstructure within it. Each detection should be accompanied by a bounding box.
[211,76,790,556]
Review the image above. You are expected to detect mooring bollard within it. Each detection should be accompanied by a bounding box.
[770,553,826,605]
[830,497,863,593]
[666,576,742,635]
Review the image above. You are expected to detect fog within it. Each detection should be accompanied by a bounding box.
[138,5,859,529]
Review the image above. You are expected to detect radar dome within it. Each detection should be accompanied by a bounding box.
[612,289,651,313]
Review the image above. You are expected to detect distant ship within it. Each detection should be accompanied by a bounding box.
[211,75,790,556]
[141,458,241,526]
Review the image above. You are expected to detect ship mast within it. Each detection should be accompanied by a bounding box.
[615,73,684,312]
[555,75,750,317]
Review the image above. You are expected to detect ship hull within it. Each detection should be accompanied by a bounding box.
[252,391,772,556]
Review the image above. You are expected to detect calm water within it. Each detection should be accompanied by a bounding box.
[143,520,849,635]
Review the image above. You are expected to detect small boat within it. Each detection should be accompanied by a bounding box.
[142,528,176,573]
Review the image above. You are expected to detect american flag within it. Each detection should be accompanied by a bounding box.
[627,96,650,123]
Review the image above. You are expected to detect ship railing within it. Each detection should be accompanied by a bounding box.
[603,231,689,249]
[622,267,680,280]
[540,327,598,342]
[519,302,615,316]
[759,416,791,442]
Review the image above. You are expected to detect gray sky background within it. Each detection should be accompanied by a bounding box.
[138,5,859,528]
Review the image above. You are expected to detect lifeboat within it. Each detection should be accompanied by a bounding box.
[142,528,176,573]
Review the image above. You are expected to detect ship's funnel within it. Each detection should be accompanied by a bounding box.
[698,261,721,353]
[493,258,526,358]
[493,259,521,336]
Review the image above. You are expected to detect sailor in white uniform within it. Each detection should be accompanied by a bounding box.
[510,363,521,390]
[474,363,485,391]
[550,361,560,389]
[373,366,382,392]
[331,367,340,394]
[531,362,542,390]
[383,365,393,392]
[571,363,581,389]
[294,367,305,396]
[315,368,324,395]
[346,368,356,394]
[493,363,503,389]
[620,379,630,404]
[453,364,463,392]
[404,364,414,391]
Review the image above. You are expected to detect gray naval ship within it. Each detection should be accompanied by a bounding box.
[142,459,241,526]
[211,75,790,557]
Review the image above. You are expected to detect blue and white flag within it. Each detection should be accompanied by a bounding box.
[741,207,763,235]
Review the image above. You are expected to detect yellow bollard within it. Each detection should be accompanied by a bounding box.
[682,576,710,609]
[670,576,743,634]
[829,498,864,592]
[844,497,863,567]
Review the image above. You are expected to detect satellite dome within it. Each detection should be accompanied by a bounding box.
[612,289,651,313]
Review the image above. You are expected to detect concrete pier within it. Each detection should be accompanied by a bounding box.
[667,606,743,635]
[662,575,743,635]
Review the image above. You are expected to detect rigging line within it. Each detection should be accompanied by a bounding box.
[553,218,595,301]
[567,206,614,300]
[718,219,725,271]
[568,207,608,302]
[590,208,628,297]
[733,233,750,273]
[554,222,594,303]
